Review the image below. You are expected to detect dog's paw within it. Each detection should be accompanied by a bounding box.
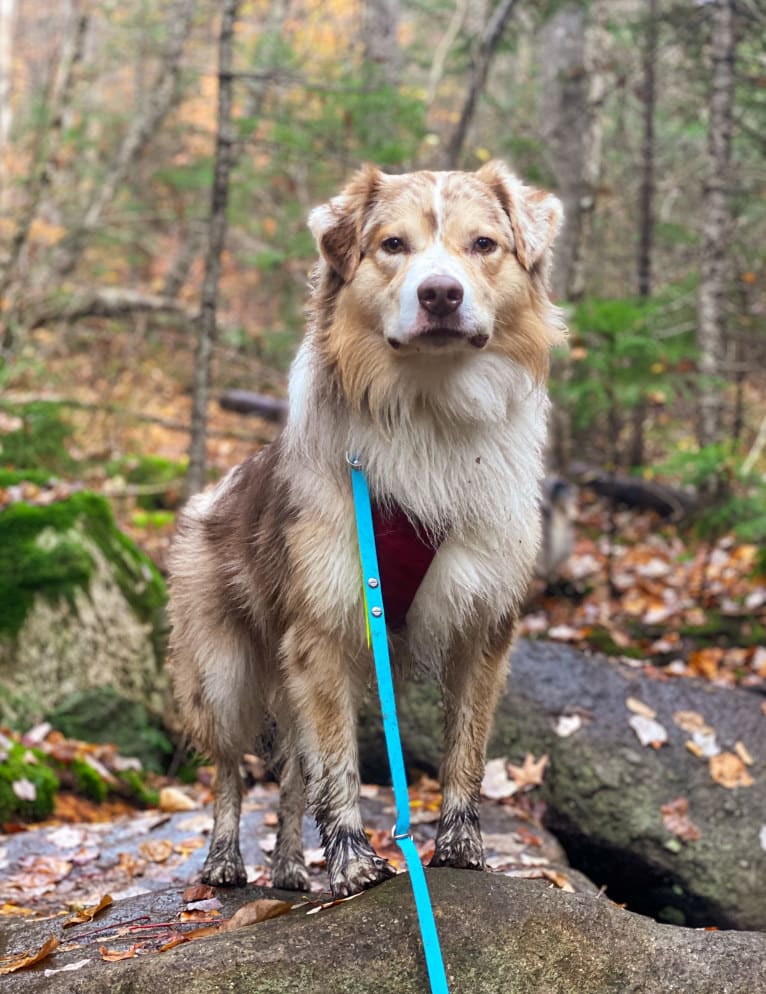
[430,809,485,870]
[201,843,247,887]
[429,838,485,870]
[331,854,397,897]
[271,857,311,892]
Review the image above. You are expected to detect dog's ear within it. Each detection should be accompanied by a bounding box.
[308,165,383,282]
[476,160,563,274]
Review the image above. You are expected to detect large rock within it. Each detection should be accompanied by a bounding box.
[0,492,168,727]
[358,640,766,931]
[1,872,765,993]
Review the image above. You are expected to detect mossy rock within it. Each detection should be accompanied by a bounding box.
[48,687,174,774]
[0,491,170,728]
[0,742,59,822]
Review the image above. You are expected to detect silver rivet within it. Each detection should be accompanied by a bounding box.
[367,577,379,588]
[371,606,383,618]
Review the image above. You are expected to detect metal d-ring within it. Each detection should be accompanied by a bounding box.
[345,451,363,468]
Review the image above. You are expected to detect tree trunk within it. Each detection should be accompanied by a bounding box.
[185,0,239,499]
[631,0,658,467]
[444,0,519,169]
[697,0,736,447]
[540,2,605,302]
[361,0,399,85]
[0,0,14,152]
[0,5,88,349]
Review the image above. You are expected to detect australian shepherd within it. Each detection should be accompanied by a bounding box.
[168,161,565,896]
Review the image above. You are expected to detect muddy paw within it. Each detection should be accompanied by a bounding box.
[271,857,311,892]
[201,844,247,887]
[331,855,397,898]
[429,837,485,870]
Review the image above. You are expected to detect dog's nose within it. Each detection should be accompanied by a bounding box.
[417,276,464,317]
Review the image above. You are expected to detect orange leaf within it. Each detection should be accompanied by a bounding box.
[99,943,142,962]
[507,753,549,791]
[224,899,294,930]
[64,893,112,928]
[709,752,754,789]
[0,934,59,975]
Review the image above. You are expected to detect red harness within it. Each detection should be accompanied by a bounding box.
[371,503,441,629]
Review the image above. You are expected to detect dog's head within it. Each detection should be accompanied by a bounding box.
[307,162,565,415]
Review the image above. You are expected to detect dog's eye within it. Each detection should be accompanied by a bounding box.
[473,236,498,254]
[381,237,406,254]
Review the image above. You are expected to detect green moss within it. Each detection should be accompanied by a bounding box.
[48,687,174,773]
[118,768,160,807]
[0,468,53,486]
[0,490,166,640]
[0,401,77,475]
[0,743,59,822]
[106,454,186,510]
[70,756,108,802]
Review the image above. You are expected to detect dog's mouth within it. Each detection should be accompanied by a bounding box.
[388,327,490,352]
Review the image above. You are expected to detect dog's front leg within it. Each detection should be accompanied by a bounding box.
[283,625,396,897]
[431,633,513,870]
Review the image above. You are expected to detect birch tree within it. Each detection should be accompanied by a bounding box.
[697,0,736,447]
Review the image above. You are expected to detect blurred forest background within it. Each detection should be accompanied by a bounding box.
[1,0,765,737]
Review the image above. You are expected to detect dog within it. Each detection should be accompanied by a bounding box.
[168,161,565,897]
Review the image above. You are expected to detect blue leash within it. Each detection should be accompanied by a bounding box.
[348,456,449,994]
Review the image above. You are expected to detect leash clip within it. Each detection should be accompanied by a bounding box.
[345,451,363,469]
[392,826,413,843]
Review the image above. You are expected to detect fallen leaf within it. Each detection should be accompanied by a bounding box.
[672,710,714,736]
[481,757,518,799]
[99,944,142,962]
[734,741,754,766]
[688,647,725,680]
[224,899,294,930]
[182,883,216,904]
[179,909,221,922]
[0,934,59,975]
[64,894,113,928]
[11,778,37,802]
[159,787,199,812]
[554,714,583,738]
[626,697,657,720]
[185,898,222,913]
[139,839,174,863]
[47,826,89,850]
[539,868,575,892]
[43,957,91,977]
[0,903,36,916]
[628,714,668,748]
[174,836,206,856]
[709,752,754,789]
[508,753,549,791]
[660,798,701,842]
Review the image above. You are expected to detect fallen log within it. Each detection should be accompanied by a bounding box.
[218,389,288,423]
[358,639,766,931]
[2,872,765,993]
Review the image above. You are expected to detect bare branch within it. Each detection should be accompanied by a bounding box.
[444,0,520,169]
[0,7,88,345]
[52,0,197,277]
